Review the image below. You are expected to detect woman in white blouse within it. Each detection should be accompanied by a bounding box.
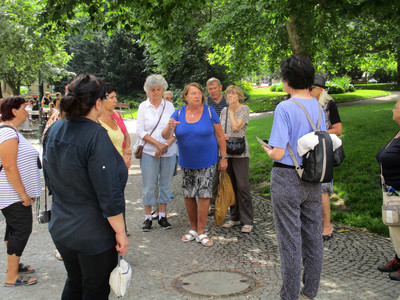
[136,74,177,231]
[0,97,42,287]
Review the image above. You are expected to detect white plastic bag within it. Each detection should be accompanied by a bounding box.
[109,254,132,297]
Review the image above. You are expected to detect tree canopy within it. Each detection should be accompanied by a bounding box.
[0,0,70,95]
[38,0,399,85]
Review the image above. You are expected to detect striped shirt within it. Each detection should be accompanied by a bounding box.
[0,127,42,209]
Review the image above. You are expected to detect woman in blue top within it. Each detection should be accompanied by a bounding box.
[162,83,227,247]
[262,56,326,300]
[43,74,128,299]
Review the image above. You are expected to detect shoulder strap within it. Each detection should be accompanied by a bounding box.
[224,108,228,133]
[289,99,321,131]
[142,102,166,147]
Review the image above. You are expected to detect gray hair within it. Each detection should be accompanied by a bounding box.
[163,91,173,97]
[143,74,168,94]
[206,77,221,86]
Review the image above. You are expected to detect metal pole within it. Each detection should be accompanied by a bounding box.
[38,70,44,142]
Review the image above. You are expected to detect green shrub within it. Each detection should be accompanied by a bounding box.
[234,80,253,92]
[270,82,284,92]
[328,76,352,93]
[348,85,356,92]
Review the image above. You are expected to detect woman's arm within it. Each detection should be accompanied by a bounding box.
[262,145,286,161]
[0,139,33,206]
[162,118,180,139]
[328,123,342,136]
[107,213,129,255]
[228,109,246,132]
[213,123,228,171]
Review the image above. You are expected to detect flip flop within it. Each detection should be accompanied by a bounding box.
[18,263,35,274]
[4,275,37,287]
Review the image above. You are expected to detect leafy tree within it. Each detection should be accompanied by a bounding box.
[0,0,70,96]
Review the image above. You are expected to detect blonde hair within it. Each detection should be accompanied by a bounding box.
[318,89,333,106]
[225,85,245,103]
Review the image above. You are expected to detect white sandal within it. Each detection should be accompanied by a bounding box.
[241,225,253,233]
[223,220,240,228]
[182,230,198,242]
[196,234,213,247]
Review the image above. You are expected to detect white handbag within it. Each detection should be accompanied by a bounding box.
[109,253,132,297]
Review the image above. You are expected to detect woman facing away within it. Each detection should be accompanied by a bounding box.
[310,75,342,241]
[43,74,128,299]
[220,85,254,233]
[262,55,326,300]
[162,82,227,247]
[0,96,42,287]
[136,74,177,231]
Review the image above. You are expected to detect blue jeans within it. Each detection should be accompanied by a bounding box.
[140,153,176,206]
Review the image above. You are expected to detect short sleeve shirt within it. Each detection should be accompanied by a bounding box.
[220,106,250,158]
[207,95,228,117]
[0,127,42,209]
[269,98,327,166]
[171,104,220,169]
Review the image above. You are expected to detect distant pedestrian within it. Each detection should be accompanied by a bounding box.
[262,55,326,299]
[376,98,400,281]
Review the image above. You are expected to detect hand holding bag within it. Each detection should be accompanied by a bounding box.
[109,253,132,297]
[134,102,165,159]
[224,109,245,155]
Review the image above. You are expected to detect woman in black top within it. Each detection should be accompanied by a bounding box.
[310,75,342,241]
[43,74,128,299]
[376,99,400,281]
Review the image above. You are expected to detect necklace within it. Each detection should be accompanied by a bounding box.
[4,121,18,131]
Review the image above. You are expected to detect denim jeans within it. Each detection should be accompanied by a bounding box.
[140,153,176,206]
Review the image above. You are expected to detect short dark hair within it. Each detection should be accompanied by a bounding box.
[105,82,117,94]
[280,55,315,90]
[61,74,106,120]
[0,96,26,121]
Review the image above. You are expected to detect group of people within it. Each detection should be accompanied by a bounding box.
[1,54,399,300]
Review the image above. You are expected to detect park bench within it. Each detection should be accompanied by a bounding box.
[115,102,133,119]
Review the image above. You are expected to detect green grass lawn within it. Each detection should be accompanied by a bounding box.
[245,88,390,112]
[247,100,399,236]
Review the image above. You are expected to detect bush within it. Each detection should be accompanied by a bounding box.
[234,80,253,92]
[327,76,352,94]
[348,85,356,92]
[270,82,284,92]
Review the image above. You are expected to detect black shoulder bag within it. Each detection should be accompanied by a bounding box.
[224,108,245,155]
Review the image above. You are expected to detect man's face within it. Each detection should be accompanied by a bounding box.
[206,82,222,101]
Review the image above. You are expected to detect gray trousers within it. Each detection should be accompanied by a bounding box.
[270,167,323,300]
[226,157,253,225]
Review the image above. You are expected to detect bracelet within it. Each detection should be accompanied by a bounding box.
[164,142,169,147]
[219,156,228,160]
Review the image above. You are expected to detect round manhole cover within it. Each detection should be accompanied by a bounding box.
[173,270,256,298]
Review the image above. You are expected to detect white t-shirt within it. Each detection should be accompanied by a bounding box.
[0,127,42,209]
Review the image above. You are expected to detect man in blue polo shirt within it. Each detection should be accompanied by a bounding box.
[206,77,228,215]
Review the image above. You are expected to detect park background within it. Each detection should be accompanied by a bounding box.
[1,0,400,236]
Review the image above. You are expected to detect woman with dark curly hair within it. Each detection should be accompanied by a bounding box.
[0,96,42,287]
[43,74,128,299]
[262,55,326,300]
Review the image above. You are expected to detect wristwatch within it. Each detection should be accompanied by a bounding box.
[219,156,228,160]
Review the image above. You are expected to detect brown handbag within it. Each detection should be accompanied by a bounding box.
[134,102,165,159]
[134,145,144,159]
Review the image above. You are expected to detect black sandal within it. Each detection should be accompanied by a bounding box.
[4,275,37,287]
[18,263,35,274]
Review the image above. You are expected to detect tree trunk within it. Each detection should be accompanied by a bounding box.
[286,15,303,55]
[0,81,2,99]
[5,78,20,96]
